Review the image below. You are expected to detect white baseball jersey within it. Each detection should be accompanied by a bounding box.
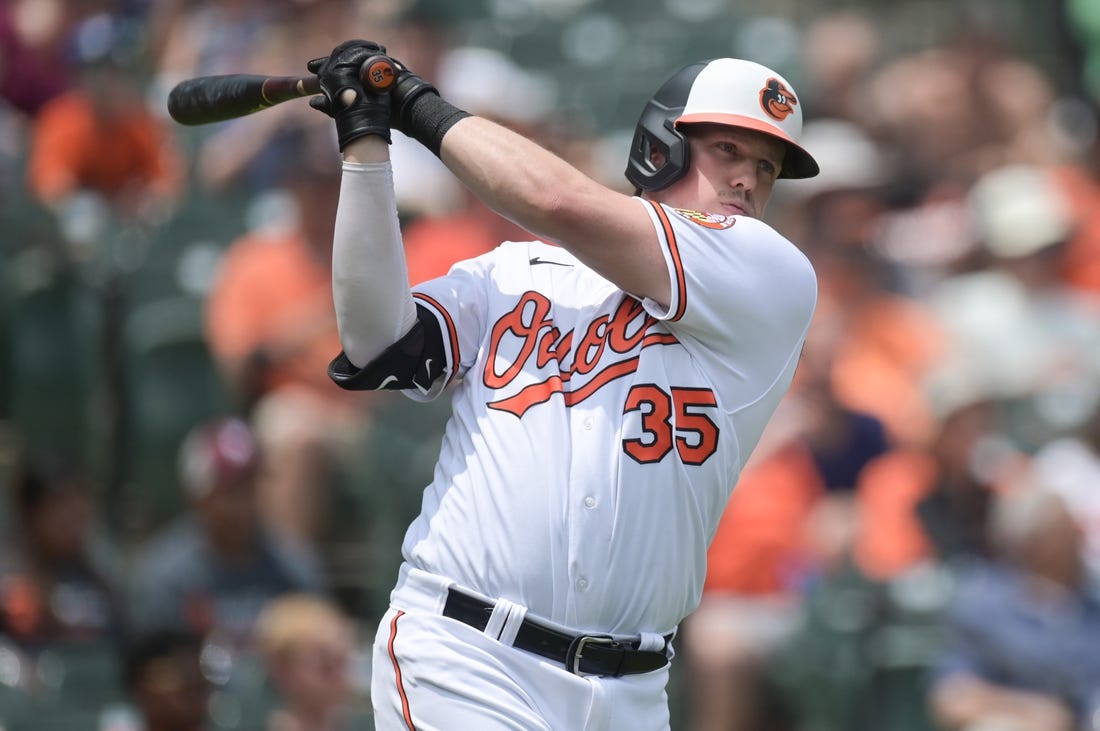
[391,199,816,636]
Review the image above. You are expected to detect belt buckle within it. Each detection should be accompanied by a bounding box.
[566,634,616,676]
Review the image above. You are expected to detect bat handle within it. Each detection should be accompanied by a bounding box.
[297,55,396,96]
[311,54,397,107]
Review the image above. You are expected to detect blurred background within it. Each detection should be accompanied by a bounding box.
[2,0,1100,729]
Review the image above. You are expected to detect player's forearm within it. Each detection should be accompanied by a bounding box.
[439,116,669,303]
[438,117,583,236]
[332,138,417,367]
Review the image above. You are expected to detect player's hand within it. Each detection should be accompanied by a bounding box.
[307,40,392,149]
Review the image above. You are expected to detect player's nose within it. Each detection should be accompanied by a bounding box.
[728,161,757,192]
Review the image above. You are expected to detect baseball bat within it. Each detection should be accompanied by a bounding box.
[167,55,397,126]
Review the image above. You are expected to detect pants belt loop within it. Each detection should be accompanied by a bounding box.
[498,602,528,647]
[637,631,666,653]
[484,598,526,644]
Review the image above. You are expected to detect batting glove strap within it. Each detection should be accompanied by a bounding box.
[391,69,470,157]
[308,40,392,149]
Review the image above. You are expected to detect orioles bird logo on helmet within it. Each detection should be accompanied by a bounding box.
[759,78,798,121]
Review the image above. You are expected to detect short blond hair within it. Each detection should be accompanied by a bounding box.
[253,594,354,661]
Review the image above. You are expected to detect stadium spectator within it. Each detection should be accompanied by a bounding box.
[122,629,211,731]
[1051,159,1100,300]
[852,395,1006,580]
[0,449,124,649]
[929,486,1100,731]
[25,12,184,227]
[127,417,327,654]
[253,593,366,731]
[0,0,76,117]
[797,11,881,123]
[925,163,1100,451]
[150,0,284,95]
[1032,401,1100,582]
[0,445,130,726]
[187,0,375,198]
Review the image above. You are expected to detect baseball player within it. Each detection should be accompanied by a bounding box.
[307,40,820,730]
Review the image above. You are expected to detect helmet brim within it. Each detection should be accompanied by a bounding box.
[677,113,820,179]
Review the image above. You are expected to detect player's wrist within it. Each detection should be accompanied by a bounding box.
[342,135,390,164]
[391,70,470,157]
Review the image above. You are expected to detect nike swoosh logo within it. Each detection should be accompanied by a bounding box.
[411,358,434,395]
[529,256,572,267]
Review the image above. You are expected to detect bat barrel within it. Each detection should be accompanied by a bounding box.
[167,74,315,126]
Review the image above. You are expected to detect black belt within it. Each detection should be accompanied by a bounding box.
[441,588,671,677]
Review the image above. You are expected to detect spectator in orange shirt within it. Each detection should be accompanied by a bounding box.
[851,396,1004,581]
[1051,161,1100,299]
[26,27,183,226]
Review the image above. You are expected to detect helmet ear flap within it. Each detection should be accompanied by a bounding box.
[626,110,690,192]
[624,61,707,192]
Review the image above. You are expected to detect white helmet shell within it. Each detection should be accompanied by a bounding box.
[676,58,818,179]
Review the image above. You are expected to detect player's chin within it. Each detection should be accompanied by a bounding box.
[720,201,753,218]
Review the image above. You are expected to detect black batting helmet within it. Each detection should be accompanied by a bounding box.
[625,58,820,191]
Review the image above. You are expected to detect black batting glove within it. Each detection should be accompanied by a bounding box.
[307,40,392,149]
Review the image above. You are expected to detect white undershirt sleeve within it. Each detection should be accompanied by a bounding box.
[331,160,419,367]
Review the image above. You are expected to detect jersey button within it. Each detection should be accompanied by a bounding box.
[583,418,593,430]
[576,578,589,591]
[584,496,596,509]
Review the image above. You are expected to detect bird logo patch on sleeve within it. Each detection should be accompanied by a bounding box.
[672,208,737,229]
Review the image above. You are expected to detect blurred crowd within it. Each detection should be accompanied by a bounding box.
[2,0,1100,730]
